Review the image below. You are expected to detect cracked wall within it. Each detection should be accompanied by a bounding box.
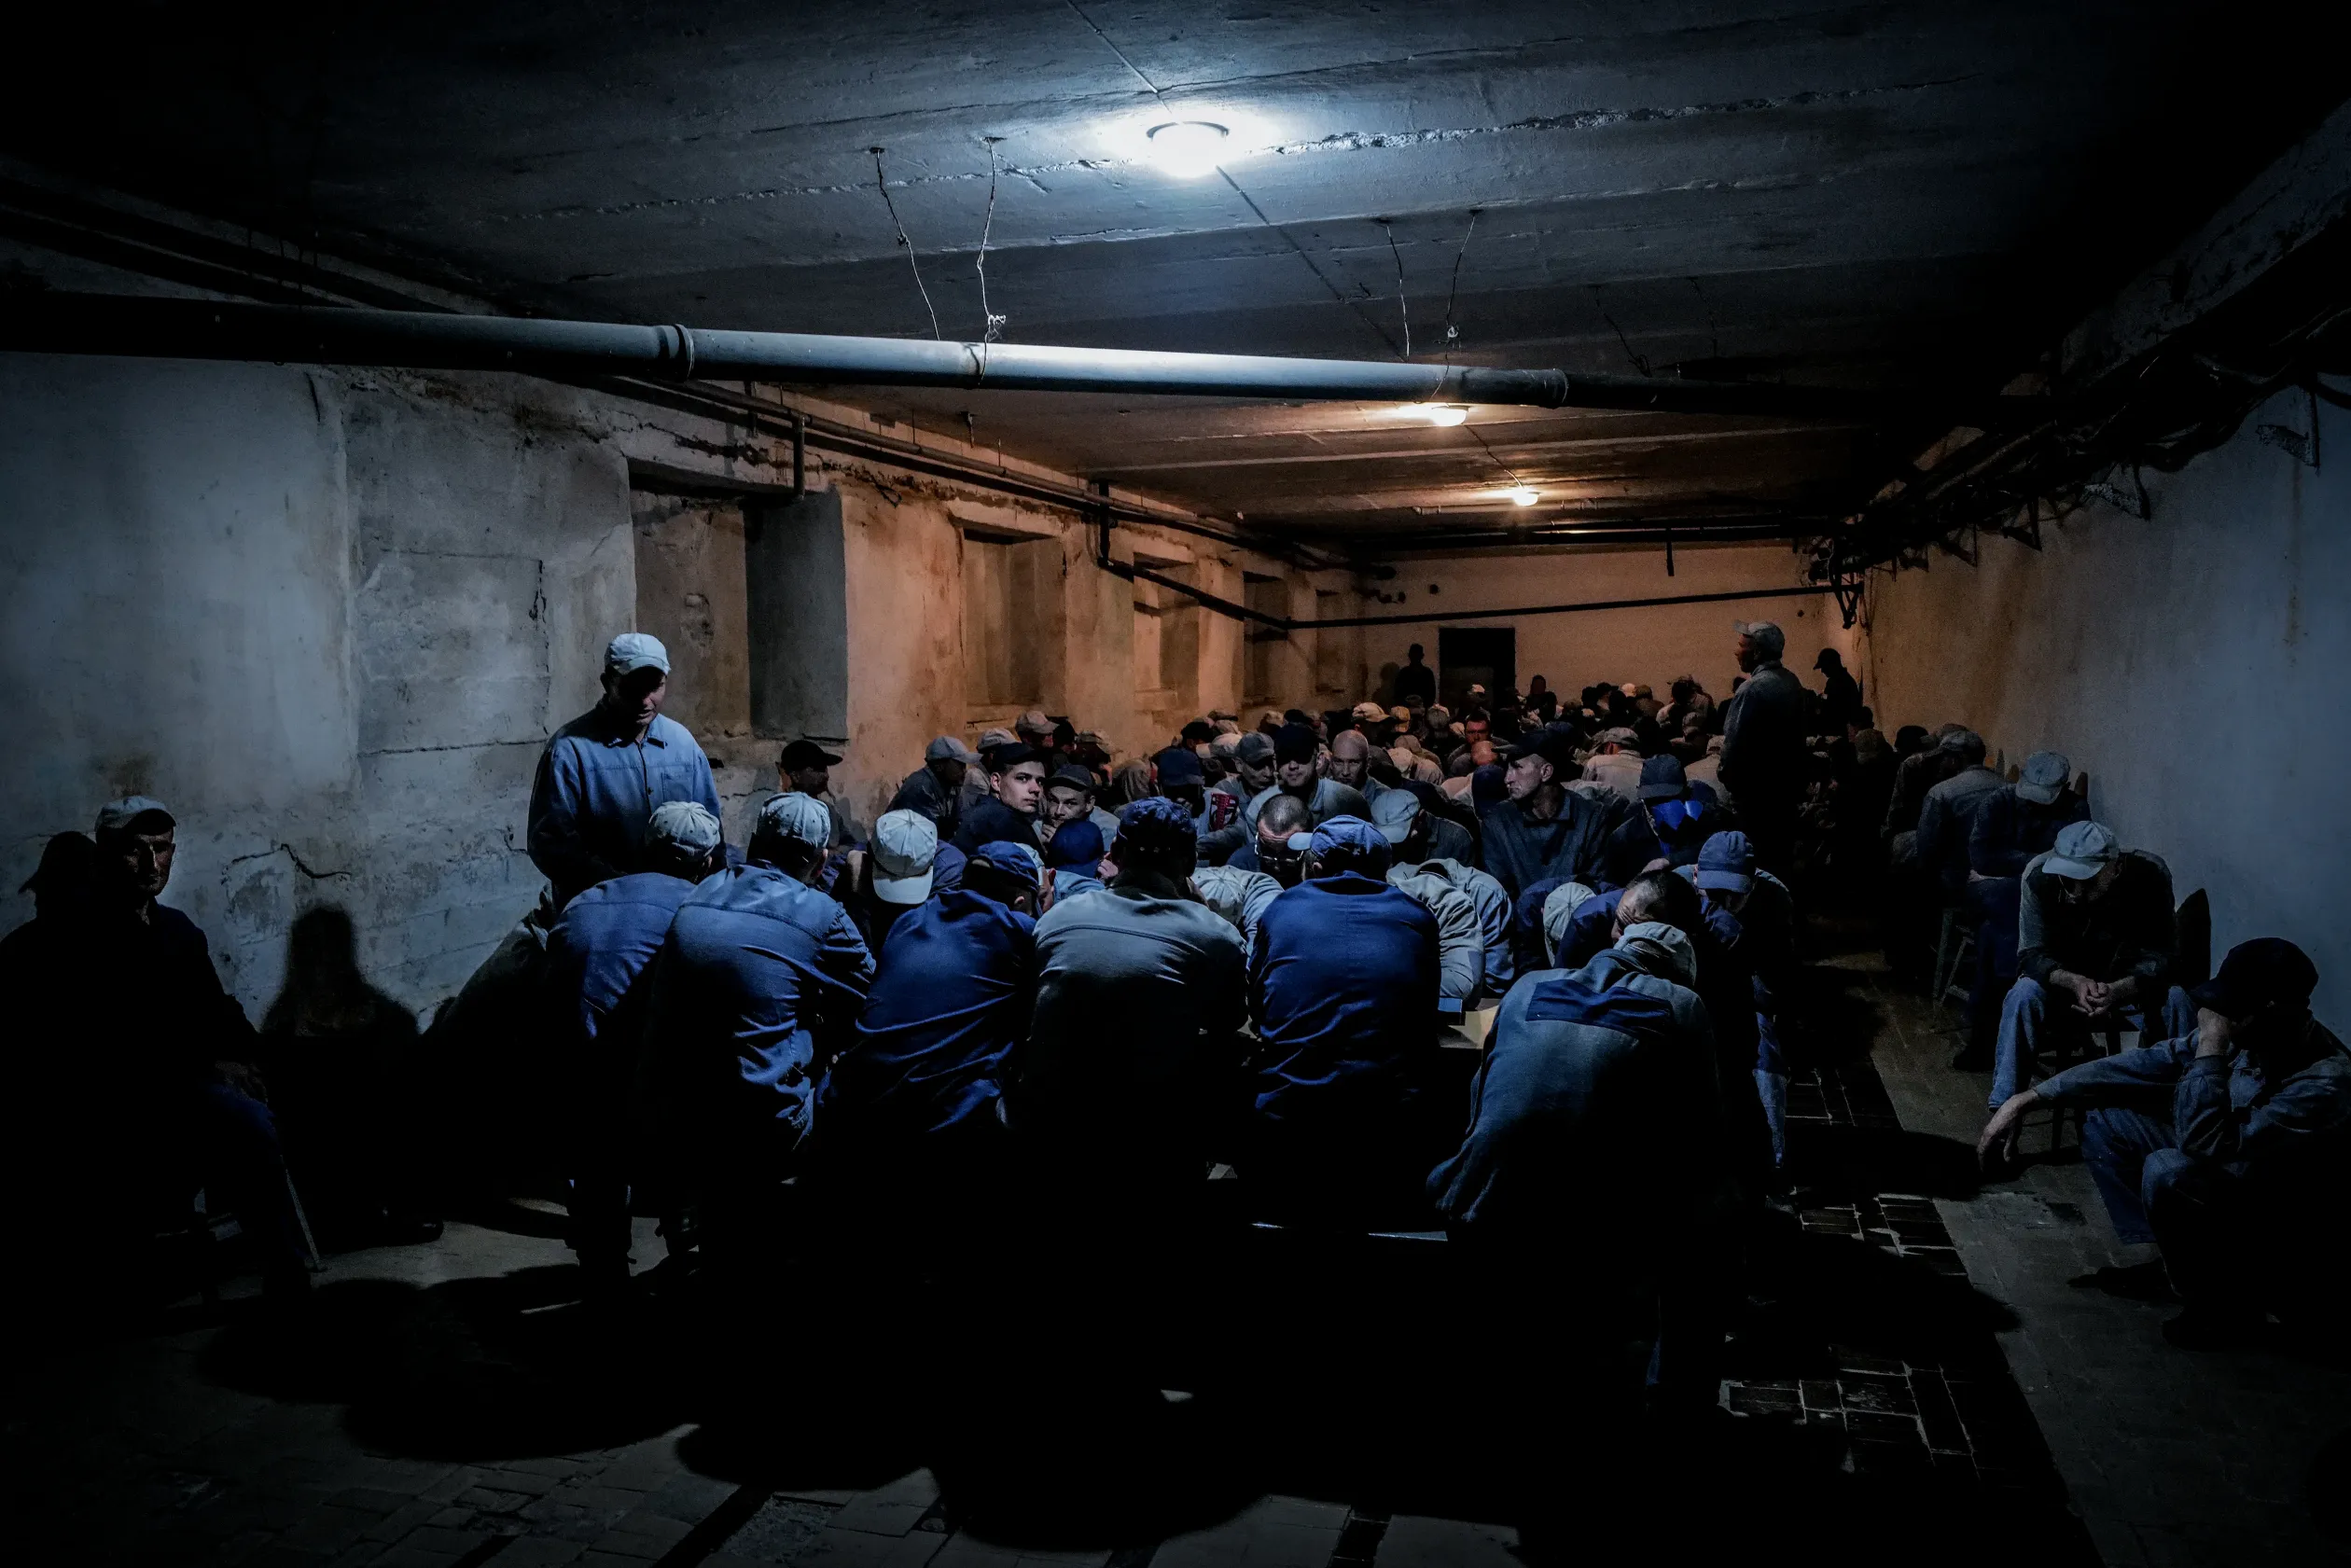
[1859,389,2351,1020]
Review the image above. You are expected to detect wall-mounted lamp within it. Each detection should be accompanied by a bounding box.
[1402,402,1469,426]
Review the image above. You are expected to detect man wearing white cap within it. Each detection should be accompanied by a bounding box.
[1988,820,2194,1112]
[529,632,723,909]
[640,791,874,1261]
[543,800,726,1292]
[835,809,948,957]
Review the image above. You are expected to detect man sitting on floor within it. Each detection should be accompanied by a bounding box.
[1980,938,2351,1348]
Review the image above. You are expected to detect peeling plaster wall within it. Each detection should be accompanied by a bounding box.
[1,354,631,1021]
[3,349,1328,1026]
[1355,541,1854,707]
[1859,390,2351,1019]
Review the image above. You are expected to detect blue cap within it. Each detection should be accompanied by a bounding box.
[1694,829,1755,894]
[1116,795,1197,857]
[1637,754,1689,802]
[1153,745,1204,787]
[1046,819,1105,869]
[969,839,1042,891]
[1307,813,1392,876]
[1470,763,1508,809]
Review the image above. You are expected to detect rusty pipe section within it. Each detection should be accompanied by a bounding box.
[0,293,1893,419]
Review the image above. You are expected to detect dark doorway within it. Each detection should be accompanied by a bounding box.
[1438,627,1514,713]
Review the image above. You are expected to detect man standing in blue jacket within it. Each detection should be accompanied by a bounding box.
[1981,938,2351,1348]
[641,792,874,1270]
[543,800,725,1293]
[1244,815,1442,1220]
[529,633,723,910]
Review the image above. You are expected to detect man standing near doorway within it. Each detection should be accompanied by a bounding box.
[530,632,724,910]
[1719,620,1808,876]
[1395,643,1436,707]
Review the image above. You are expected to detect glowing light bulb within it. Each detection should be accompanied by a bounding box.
[1508,486,1540,506]
[1405,403,1469,426]
[1147,120,1230,178]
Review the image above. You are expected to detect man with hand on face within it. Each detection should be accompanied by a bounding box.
[954,743,1049,854]
[1980,938,2351,1348]
[530,633,724,910]
[1245,723,1370,832]
[1201,732,1276,866]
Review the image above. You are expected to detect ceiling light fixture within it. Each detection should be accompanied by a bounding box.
[1404,402,1469,426]
[1146,120,1230,178]
[1508,486,1540,506]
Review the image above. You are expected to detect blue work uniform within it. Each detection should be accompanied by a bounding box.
[819,889,1037,1142]
[543,870,701,1262]
[1245,871,1442,1214]
[641,864,875,1187]
[529,707,722,909]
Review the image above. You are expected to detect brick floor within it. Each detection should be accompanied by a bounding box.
[37,937,2348,1566]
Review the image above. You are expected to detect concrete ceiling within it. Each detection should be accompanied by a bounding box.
[7,1,2341,546]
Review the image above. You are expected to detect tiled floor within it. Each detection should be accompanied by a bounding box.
[16,940,2347,1566]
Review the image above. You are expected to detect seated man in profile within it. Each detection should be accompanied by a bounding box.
[1981,938,2351,1348]
[543,801,726,1293]
[1244,816,1443,1221]
[640,793,874,1270]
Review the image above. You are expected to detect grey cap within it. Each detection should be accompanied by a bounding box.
[757,791,832,851]
[1938,727,1984,756]
[604,631,671,677]
[1616,920,1697,988]
[925,735,979,764]
[2016,750,2070,806]
[870,809,939,903]
[94,795,175,836]
[1233,731,1275,765]
[2043,820,2119,881]
[1369,786,1423,844]
[1733,620,1785,659]
[647,800,722,855]
[1542,881,1599,964]
[977,728,1017,751]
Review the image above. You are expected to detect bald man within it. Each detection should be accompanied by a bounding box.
[1323,728,1389,811]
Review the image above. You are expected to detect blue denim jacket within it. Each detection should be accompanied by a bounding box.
[529,707,722,908]
[643,865,875,1141]
[2036,1023,2351,1176]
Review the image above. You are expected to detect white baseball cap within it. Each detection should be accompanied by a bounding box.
[757,791,831,852]
[94,795,175,835]
[870,810,939,903]
[604,632,671,676]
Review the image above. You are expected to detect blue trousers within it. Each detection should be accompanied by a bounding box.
[1990,978,2195,1109]
[1964,877,2022,1034]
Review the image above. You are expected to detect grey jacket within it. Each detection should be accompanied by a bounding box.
[1388,867,1486,1001]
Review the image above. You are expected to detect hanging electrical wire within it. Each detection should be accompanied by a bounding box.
[975,137,1007,344]
[1377,218,1409,359]
[1440,209,1480,368]
[869,146,940,340]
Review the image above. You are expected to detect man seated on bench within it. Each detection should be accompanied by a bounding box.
[1987,821,2194,1112]
[1980,938,2351,1348]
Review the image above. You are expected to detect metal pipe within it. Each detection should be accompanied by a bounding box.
[0,293,1908,420]
[1300,581,1829,631]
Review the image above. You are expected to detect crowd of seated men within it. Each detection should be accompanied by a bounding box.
[13,621,2343,1380]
